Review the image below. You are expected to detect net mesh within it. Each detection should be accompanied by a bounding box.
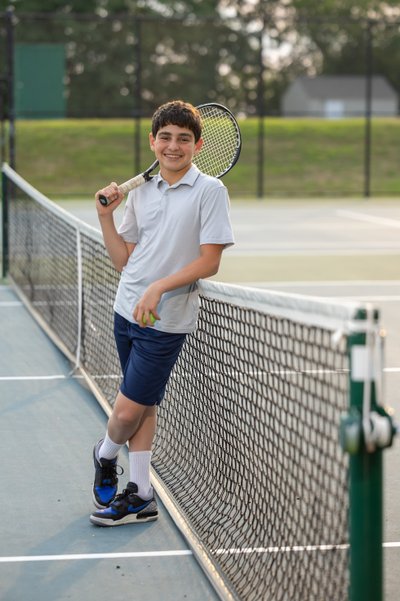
[6,167,354,601]
[153,293,350,600]
[194,104,242,177]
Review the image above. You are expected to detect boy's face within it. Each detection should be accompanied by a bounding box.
[149,124,203,183]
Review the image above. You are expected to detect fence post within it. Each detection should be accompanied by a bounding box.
[5,7,15,170]
[133,16,142,176]
[2,166,9,278]
[257,22,265,199]
[364,19,373,198]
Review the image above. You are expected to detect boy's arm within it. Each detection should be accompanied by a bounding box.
[133,244,224,326]
[95,183,135,272]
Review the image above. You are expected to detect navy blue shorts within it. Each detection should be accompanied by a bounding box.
[114,312,186,406]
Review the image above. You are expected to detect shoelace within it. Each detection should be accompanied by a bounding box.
[112,487,136,506]
[101,463,124,485]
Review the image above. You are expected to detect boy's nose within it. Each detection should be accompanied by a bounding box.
[167,139,180,149]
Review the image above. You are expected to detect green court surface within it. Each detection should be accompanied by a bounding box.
[218,252,400,283]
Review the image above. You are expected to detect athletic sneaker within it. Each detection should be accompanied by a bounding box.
[92,439,122,509]
[90,482,158,527]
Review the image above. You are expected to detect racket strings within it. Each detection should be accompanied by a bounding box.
[194,106,241,178]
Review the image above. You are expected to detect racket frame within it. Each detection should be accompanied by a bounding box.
[99,103,241,206]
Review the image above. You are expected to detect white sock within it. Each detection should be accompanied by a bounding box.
[129,451,153,500]
[99,432,123,460]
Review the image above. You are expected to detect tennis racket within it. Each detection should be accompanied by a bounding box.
[99,103,241,206]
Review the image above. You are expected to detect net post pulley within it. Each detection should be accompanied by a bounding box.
[340,304,397,455]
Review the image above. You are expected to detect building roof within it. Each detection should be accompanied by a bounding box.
[296,75,397,100]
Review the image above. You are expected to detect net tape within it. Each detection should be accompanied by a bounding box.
[5,164,365,601]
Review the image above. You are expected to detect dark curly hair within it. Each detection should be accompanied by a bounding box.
[151,100,202,142]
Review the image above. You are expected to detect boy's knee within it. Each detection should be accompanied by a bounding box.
[113,406,141,429]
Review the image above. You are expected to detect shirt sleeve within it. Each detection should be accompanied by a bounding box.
[199,182,235,248]
[117,191,139,243]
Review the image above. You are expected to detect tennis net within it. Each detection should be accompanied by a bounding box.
[4,164,378,601]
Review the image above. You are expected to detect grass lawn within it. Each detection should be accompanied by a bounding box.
[6,117,400,199]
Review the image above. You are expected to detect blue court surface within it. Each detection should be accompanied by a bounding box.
[0,284,219,601]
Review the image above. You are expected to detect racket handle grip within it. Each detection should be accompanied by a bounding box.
[98,174,147,206]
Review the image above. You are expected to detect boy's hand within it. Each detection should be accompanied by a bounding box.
[133,284,162,328]
[95,182,124,215]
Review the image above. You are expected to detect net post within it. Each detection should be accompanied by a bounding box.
[341,307,394,601]
[2,165,9,278]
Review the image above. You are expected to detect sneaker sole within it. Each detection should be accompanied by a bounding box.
[90,511,158,527]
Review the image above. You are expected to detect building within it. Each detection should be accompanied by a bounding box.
[281,75,398,118]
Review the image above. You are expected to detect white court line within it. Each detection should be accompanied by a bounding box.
[214,542,400,555]
[338,210,400,229]
[2,368,399,382]
[328,296,400,302]
[0,374,121,382]
[0,374,78,381]
[0,301,23,307]
[242,280,400,289]
[2,542,399,564]
[0,550,192,564]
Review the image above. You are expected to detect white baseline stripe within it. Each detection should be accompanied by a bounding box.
[0,550,192,564]
[338,210,400,229]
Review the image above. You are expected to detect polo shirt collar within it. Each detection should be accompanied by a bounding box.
[155,165,201,189]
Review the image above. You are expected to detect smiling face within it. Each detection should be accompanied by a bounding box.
[149,124,203,184]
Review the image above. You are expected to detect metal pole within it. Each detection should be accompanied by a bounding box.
[0,78,5,165]
[133,17,142,176]
[6,7,15,170]
[2,168,9,278]
[364,20,373,198]
[257,24,265,199]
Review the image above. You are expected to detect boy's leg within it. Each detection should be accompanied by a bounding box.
[107,391,151,444]
[92,391,150,508]
[91,319,186,525]
[128,405,157,499]
[106,397,157,498]
[90,401,159,527]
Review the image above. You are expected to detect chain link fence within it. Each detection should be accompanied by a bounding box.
[1,9,399,197]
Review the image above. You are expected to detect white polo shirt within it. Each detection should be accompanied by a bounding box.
[113,165,234,333]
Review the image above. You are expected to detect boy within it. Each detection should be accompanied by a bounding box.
[90,100,234,526]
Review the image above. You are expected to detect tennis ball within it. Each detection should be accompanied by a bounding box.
[142,313,156,325]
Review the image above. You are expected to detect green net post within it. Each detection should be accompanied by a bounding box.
[340,307,396,601]
[2,165,9,278]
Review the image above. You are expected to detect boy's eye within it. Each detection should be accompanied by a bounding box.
[157,134,192,143]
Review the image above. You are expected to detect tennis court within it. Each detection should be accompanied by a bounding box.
[58,195,400,600]
[1,180,400,600]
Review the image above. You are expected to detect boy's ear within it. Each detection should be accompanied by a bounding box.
[194,138,203,155]
[149,132,155,150]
